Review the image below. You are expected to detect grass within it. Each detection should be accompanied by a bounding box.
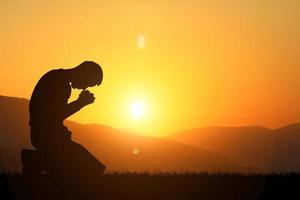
[1,172,300,200]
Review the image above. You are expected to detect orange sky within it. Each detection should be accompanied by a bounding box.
[1,0,300,136]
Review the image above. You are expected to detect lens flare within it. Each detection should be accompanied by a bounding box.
[132,148,139,155]
[137,35,146,49]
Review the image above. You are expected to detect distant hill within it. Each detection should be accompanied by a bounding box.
[272,124,300,170]
[168,125,300,171]
[0,95,239,172]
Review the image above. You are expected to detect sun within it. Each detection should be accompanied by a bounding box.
[130,101,146,119]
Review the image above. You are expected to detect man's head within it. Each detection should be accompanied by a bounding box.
[70,61,103,90]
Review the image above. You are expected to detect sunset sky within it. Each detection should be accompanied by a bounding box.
[1,0,299,136]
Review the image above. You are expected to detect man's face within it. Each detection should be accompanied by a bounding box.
[71,79,96,90]
[70,67,101,90]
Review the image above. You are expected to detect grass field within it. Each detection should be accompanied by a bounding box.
[1,172,299,200]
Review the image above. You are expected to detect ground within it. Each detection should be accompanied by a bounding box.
[1,172,299,200]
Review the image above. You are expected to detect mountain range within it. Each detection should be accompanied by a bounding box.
[1,95,299,173]
[168,125,300,171]
[0,96,238,173]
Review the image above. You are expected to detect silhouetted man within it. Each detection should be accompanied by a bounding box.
[29,61,105,184]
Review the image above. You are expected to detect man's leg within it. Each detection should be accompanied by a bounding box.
[47,140,105,185]
[64,141,106,177]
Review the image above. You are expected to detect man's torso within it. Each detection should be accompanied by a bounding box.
[29,69,71,148]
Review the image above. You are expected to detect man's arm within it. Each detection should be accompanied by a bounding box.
[60,90,95,120]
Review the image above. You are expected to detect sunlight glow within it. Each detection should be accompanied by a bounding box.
[130,101,146,119]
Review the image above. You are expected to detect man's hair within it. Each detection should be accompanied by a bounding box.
[76,61,103,86]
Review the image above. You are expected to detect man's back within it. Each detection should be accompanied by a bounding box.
[29,69,71,147]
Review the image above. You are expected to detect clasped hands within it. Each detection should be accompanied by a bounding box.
[77,90,95,106]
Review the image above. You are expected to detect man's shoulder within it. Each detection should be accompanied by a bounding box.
[44,68,64,76]
[33,69,69,93]
[30,68,71,102]
[39,68,65,82]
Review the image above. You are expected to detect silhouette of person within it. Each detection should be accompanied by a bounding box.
[28,61,105,185]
